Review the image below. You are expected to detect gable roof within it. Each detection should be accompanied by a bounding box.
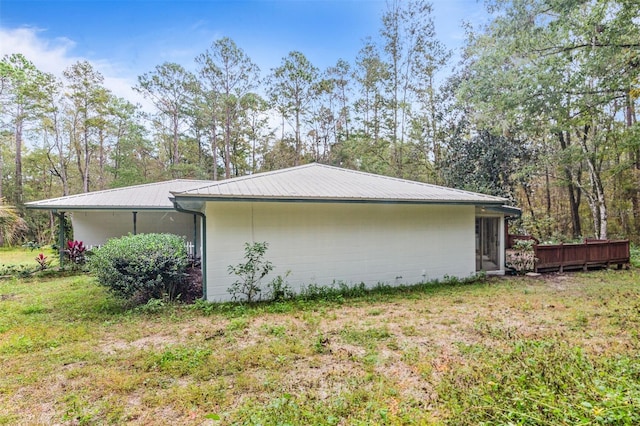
[173,163,507,205]
[25,179,216,210]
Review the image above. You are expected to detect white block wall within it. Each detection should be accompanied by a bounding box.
[70,210,200,247]
[205,201,476,301]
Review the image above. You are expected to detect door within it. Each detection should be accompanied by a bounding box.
[476,217,500,271]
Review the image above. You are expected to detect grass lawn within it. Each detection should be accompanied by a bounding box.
[0,269,639,425]
[0,246,60,268]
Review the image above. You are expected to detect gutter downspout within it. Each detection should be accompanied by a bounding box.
[172,200,207,301]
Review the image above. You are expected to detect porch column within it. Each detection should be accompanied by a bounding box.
[193,214,198,258]
[132,211,137,235]
[58,211,65,267]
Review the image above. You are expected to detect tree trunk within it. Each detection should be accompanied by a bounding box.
[523,183,542,237]
[544,165,553,237]
[295,106,301,166]
[626,94,640,239]
[98,128,106,190]
[172,113,180,173]
[557,131,582,238]
[15,111,23,204]
[579,124,607,239]
[212,135,218,181]
[58,144,69,197]
[83,125,90,193]
[225,103,232,179]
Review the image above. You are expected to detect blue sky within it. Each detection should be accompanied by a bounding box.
[0,0,487,104]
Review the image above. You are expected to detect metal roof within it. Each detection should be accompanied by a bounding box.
[25,179,216,210]
[26,165,516,211]
[173,163,508,205]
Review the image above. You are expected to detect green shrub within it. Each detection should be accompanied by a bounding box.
[506,239,537,274]
[89,233,189,305]
[227,241,274,303]
[438,340,640,425]
[227,242,293,303]
[630,244,640,268]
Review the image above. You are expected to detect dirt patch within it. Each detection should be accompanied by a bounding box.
[100,334,182,354]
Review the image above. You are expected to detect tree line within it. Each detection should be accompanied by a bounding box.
[1,0,639,245]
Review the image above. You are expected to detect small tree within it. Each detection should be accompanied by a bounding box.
[227,241,274,303]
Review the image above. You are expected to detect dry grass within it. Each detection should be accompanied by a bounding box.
[0,269,639,424]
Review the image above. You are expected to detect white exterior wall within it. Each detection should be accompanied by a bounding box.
[205,201,476,301]
[70,210,200,248]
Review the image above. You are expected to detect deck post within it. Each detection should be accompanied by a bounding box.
[583,240,588,271]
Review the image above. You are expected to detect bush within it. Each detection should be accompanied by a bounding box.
[64,240,87,268]
[506,239,537,274]
[630,244,640,268]
[89,233,190,305]
[227,241,274,303]
[227,241,292,303]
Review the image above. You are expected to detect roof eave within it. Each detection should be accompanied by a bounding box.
[24,205,178,211]
[486,205,522,217]
[172,194,506,205]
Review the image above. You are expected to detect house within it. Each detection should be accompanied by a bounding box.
[27,164,520,301]
[25,179,214,254]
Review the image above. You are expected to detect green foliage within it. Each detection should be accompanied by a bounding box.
[227,241,274,303]
[0,265,639,423]
[267,51,319,166]
[56,214,74,248]
[89,233,189,305]
[64,240,86,268]
[34,253,50,271]
[144,345,212,376]
[0,263,35,278]
[266,271,294,302]
[21,241,40,251]
[631,244,640,268]
[0,204,28,246]
[439,340,640,425]
[456,0,640,240]
[506,239,537,274]
[441,129,534,201]
[0,247,70,279]
[299,281,368,302]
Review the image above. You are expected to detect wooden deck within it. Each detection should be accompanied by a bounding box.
[508,236,630,273]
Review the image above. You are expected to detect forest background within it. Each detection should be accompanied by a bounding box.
[1,0,639,246]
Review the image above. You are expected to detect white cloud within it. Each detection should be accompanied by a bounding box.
[0,26,78,75]
[0,26,149,110]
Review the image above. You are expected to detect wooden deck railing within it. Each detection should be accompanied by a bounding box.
[508,236,630,272]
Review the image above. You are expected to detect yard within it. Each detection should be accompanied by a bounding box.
[0,260,639,424]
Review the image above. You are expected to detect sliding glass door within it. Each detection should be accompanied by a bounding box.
[476,217,500,271]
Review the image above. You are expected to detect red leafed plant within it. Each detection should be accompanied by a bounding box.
[65,240,86,265]
[35,253,51,271]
